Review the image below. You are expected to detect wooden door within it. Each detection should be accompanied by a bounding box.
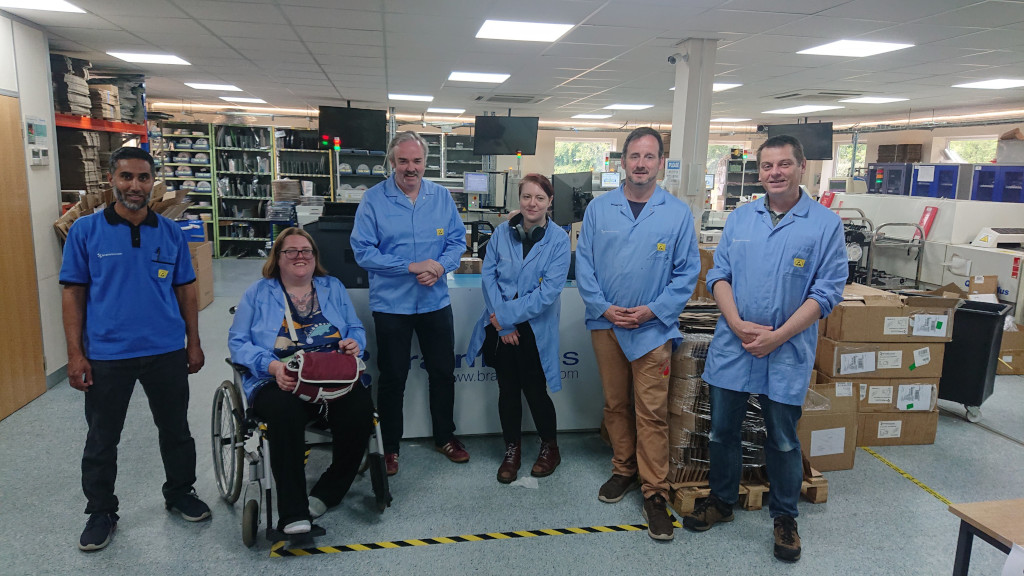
[0,94,46,420]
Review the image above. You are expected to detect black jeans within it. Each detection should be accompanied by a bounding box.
[486,323,558,445]
[252,382,373,528]
[82,349,197,515]
[373,305,456,453]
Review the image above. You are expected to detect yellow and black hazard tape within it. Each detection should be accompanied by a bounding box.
[270,520,682,557]
[861,447,952,506]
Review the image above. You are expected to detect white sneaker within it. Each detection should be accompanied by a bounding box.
[308,497,327,520]
[283,520,311,535]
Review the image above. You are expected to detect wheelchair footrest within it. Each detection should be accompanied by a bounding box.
[266,524,326,544]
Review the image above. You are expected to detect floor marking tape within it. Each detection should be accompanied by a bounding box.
[269,520,681,558]
[861,446,952,506]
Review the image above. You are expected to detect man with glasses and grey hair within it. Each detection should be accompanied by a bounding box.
[351,131,468,476]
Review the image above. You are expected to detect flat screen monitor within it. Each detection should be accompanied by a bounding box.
[828,178,848,192]
[318,106,387,152]
[705,173,715,189]
[600,172,620,188]
[551,172,592,226]
[463,172,489,193]
[765,122,833,160]
[473,116,539,155]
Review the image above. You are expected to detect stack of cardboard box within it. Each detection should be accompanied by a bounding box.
[57,130,104,192]
[88,84,121,121]
[797,371,858,471]
[691,245,716,302]
[51,55,92,116]
[815,284,958,447]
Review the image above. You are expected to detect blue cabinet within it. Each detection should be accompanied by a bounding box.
[911,164,974,199]
[971,165,1024,203]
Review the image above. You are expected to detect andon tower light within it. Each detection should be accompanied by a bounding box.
[321,134,330,148]
[333,137,341,152]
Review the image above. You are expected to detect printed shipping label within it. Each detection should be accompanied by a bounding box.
[868,386,894,404]
[859,383,867,401]
[883,317,909,335]
[913,347,931,367]
[810,427,846,457]
[877,350,903,370]
[840,352,876,375]
[877,420,903,439]
[912,314,948,338]
[897,384,934,411]
[835,382,853,397]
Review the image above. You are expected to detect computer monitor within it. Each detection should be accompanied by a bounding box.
[600,172,620,188]
[463,172,489,193]
[551,172,593,226]
[705,173,715,189]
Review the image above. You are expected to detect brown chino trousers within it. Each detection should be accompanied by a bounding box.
[591,329,672,499]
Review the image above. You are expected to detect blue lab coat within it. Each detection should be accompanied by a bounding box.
[702,193,848,406]
[350,175,467,314]
[576,186,701,361]
[466,219,571,392]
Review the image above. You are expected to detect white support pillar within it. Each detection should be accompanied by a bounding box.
[667,37,717,236]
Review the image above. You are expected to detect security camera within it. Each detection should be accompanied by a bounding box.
[667,53,685,65]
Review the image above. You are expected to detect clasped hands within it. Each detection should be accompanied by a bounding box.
[409,259,445,286]
[730,319,782,358]
[602,304,655,330]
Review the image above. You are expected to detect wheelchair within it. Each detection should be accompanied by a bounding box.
[211,358,392,547]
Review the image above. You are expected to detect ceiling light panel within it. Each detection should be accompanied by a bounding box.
[763,105,844,114]
[953,79,1024,90]
[798,40,913,57]
[476,19,574,42]
[185,83,241,91]
[839,97,909,103]
[220,96,266,103]
[572,114,612,119]
[427,108,466,114]
[448,72,510,83]
[0,0,83,12]
[107,52,191,65]
[713,83,742,92]
[603,104,653,110]
[388,93,434,102]
[711,118,752,122]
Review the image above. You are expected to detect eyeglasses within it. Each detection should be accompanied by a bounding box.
[281,248,314,259]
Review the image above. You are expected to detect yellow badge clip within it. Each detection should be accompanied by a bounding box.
[158,269,169,278]
[436,228,444,236]
[657,243,666,251]
[793,258,806,268]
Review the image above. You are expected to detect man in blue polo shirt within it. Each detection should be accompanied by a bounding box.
[60,146,210,552]
[351,131,468,476]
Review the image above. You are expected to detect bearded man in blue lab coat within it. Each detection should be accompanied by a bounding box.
[350,131,468,476]
[683,135,847,562]
[576,126,700,542]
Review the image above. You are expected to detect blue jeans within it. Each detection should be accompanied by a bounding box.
[708,385,803,518]
[373,305,456,453]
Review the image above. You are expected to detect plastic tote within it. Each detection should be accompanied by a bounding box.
[938,300,1012,421]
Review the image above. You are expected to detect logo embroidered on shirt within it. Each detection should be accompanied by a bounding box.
[158,269,169,278]
[657,243,666,251]
[793,258,806,268]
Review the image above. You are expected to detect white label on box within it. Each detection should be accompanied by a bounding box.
[835,382,853,397]
[860,383,867,401]
[1003,355,1014,363]
[1002,544,1024,576]
[877,420,903,439]
[810,427,846,457]
[883,317,909,335]
[840,352,876,375]
[912,314,948,338]
[913,347,931,367]
[897,384,935,411]
[878,350,903,369]
[868,386,894,404]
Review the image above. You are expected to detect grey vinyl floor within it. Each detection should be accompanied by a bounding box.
[1,257,1022,576]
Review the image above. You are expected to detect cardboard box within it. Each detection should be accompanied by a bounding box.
[570,222,582,252]
[824,283,958,343]
[998,323,1024,375]
[188,241,213,310]
[967,275,998,297]
[815,337,945,379]
[455,257,482,274]
[857,410,938,446]
[797,378,858,471]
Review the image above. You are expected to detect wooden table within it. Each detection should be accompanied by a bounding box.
[948,499,1024,575]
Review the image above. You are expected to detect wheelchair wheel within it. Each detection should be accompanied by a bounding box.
[368,452,392,512]
[211,380,244,504]
[242,499,259,548]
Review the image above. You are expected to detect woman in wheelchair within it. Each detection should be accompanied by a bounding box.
[228,227,373,535]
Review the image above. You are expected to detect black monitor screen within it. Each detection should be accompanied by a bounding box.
[318,106,387,152]
[765,122,833,160]
[473,116,539,155]
[551,172,592,226]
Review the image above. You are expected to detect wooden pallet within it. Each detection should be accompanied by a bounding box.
[670,470,829,515]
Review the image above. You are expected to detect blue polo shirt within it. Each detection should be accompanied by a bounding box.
[60,204,197,360]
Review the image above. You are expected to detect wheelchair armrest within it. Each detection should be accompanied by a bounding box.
[224,357,252,378]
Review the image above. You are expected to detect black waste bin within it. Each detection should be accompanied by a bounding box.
[938,300,1012,420]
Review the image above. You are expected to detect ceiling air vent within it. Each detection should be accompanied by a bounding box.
[772,90,864,101]
[474,94,550,104]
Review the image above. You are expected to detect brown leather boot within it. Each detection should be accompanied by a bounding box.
[497,441,521,484]
[531,439,561,477]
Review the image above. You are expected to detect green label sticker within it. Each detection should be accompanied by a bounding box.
[936,321,943,329]
[907,403,914,409]
[909,363,917,371]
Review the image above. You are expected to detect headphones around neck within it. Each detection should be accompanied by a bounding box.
[509,213,546,243]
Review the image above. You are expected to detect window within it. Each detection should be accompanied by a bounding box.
[705,144,733,176]
[946,137,997,164]
[553,138,616,174]
[833,143,867,177]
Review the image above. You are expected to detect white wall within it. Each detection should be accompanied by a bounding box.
[1,12,65,379]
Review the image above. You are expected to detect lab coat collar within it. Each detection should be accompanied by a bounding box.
[609,185,668,225]
[382,174,436,202]
[756,191,812,230]
[520,217,555,268]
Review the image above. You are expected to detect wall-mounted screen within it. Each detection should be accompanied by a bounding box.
[764,122,834,160]
[318,106,387,152]
[473,116,539,155]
